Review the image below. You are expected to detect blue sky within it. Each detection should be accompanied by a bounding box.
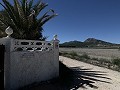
[0,0,120,44]
[43,0,120,44]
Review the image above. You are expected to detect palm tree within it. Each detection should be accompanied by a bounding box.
[0,0,57,40]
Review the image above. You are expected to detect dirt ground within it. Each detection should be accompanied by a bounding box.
[59,56,120,90]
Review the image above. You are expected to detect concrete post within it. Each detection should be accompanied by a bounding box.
[4,37,13,90]
[0,26,14,90]
[52,35,60,76]
[0,37,14,90]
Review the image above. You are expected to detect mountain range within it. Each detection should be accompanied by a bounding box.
[60,38,120,48]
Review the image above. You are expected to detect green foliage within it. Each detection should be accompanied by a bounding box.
[91,57,99,60]
[80,53,90,59]
[67,51,79,59]
[69,51,78,57]
[118,47,120,51]
[59,41,85,48]
[59,52,68,56]
[59,39,120,48]
[112,58,120,67]
[0,0,57,40]
[59,51,90,60]
[59,51,120,71]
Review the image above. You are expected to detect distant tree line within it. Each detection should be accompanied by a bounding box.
[59,40,120,49]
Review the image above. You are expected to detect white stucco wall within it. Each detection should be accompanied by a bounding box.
[0,37,59,90]
[10,50,59,90]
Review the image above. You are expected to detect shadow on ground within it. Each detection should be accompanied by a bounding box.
[20,61,111,90]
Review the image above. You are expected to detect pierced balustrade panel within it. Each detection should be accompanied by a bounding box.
[11,39,53,51]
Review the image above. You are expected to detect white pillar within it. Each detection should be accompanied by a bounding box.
[52,35,60,77]
[0,26,14,90]
[4,37,13,90]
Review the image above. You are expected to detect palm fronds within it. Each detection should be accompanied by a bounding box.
[0,0,57,40]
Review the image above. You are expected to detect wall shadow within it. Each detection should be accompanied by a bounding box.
[59,61,111,90]
[20,61,111,90]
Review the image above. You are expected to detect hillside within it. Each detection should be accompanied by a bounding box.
[84,38,113,45]
[60,38,120,48]
[59,40,84,47]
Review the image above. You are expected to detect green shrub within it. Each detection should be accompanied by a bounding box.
[59,52,68,56]
[118,47,120,51]
[92,57,99,60]
[80,53,90,59]
[99,58,111,64]
[68,51,79,59]
[59,51,120,72]
[112,58,120,67]
[69,51,78,56]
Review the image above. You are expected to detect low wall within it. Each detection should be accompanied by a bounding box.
[0,37,59,90]
[10,50,59,89]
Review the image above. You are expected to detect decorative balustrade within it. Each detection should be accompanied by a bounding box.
[11,39,55,52]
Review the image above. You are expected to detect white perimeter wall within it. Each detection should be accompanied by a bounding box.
[0,37,59,90]
[10,50,59,90]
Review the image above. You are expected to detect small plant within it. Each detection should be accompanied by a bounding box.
[92,57,99,60]
[69,51,78,57]
[80,53,90,59]
[59,51,69,56]
[112,58,120,68]
[118,47,120,51]
[99,58,111,64]
[67,51,79,59]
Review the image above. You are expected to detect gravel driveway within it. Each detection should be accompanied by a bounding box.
[59,56,120,90]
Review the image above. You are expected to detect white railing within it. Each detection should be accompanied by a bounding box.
[0,28,59,52]
[11,39,55,52]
